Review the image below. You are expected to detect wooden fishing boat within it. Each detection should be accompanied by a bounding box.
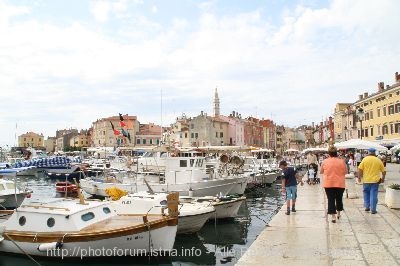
[0,192,179,257]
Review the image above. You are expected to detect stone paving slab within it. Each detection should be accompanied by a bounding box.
[236,163,400,266]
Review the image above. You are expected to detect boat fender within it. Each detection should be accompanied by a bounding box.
[37,242,62,251]
[188,188,193,197]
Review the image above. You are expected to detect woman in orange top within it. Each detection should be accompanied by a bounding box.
[320,146,347,223]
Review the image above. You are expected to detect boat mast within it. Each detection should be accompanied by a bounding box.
[160,88,163,145]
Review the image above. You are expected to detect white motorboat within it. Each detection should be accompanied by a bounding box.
[0,169,32,209]
[113,191,216,234]
[0,193,178,257]
[180,194,246,219]
[80,149,247,197]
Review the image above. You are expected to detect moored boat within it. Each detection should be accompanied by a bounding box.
[113,191,216,234]
[0,192,178,257]
[181,194,246,219]
[55,181,78,195]
[0,169,32,209]
[80,149,246,197]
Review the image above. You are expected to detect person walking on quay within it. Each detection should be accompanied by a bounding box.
[279,160,302,215]
[320,146,347,223]
[357,148,386,214]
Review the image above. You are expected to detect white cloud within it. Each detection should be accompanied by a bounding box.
[151,5,158,14]
[0,0,399,146]
[90,0,111,22]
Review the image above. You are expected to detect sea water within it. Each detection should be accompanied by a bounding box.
[0,173,284,266]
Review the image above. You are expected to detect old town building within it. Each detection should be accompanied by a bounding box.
[18,132,44,148]
[91,115,139,147]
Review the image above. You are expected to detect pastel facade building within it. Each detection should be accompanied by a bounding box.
[91,115,138,147]
[353,74,400,142]
[18,132,44,148]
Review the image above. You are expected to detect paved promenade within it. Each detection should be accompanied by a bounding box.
[237,163,400,266]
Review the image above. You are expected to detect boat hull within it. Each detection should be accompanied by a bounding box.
[212,197,246,219]
[246,172,278,189]
[0,218,177,257]
[80,177,241,198]
[177,210,215,234]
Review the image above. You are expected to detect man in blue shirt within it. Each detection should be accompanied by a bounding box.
[279,160,301,215]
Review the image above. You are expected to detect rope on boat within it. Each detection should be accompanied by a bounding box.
[4,232,42,266]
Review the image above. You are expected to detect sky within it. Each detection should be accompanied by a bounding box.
[0,0,399,147]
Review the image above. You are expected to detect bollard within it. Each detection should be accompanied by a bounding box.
[345,173,358,199]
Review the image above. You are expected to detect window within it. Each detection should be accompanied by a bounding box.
[395,123,400,133]
[143,139,146,144]
[150,139,153,144]
[180,160,188,167]
[369,110,373,119]
[19,216,26,226]
[396,103,400,113]
[185,133,188,138]
[370,127,373,137]
[364,129,368,137]
[389,105,395,115]
[47,218,55,227]
[195,133,198,138]
[190,159,195,167]
[390,124,394,134]
[81,212,95,221]
[216,132,218,138]
[103,207,111,214]
[191,133,194,138]
[382,125,389,135]
[220,132,223,138]
[136,139,140,144]
[383,106,387,116]
[195,159,204,167]
[377,108,380,117]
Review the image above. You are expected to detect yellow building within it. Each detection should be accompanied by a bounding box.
[333,103,352,142]
[69,134,90,148]
[18,132,44,148]
[352,72,400,143]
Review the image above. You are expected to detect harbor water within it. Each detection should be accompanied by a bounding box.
[0,173,284,266]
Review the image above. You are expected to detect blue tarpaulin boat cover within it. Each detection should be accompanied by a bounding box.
[12,156,81,168]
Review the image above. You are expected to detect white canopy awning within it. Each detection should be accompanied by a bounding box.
[334,139,388,151]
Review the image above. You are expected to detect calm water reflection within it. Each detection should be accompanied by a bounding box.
[1,173,284,266]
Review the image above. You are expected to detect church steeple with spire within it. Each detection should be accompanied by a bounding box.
[213,87,220,117]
